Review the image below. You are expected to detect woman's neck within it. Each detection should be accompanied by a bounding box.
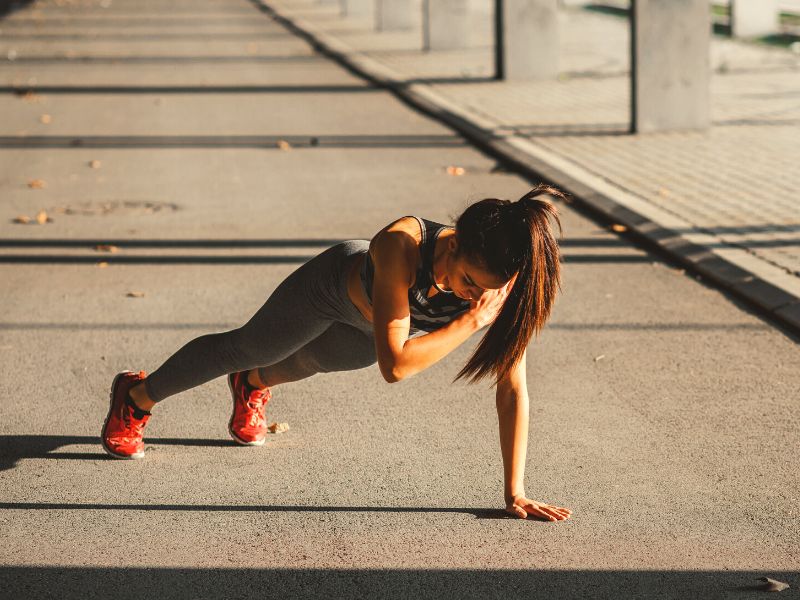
[431,228,455,292]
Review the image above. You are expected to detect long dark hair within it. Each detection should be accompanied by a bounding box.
[453,184,565,384]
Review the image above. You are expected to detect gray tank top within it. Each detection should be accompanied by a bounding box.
[359,216,471,333]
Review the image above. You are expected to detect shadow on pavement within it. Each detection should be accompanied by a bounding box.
[0,134,465,148]
[0,238,347,248]
[1,84,379,94]
[0,500,508,520]
[0,0,33,19]
[0,237,632,249]
[0,236,652,265]
[0,566,794,599]
[0,254,654,264]
[0,54,327,64]
[0,321,769,332]
[0,255,322,264]
[0,31,294,40]
[7,16,277,26]
[400,76,497,85]
[0,435,242,471]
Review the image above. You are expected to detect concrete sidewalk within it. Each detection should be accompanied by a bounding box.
[266,0,800,335]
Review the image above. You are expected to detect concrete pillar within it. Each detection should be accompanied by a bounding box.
[631,0,710,133]
[341,0,374,18]
[376,0,415,30]
[495,0,559,80]
[423,0,470,50]
[731,0,779,37]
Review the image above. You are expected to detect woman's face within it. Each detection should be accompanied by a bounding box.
[444,238,510,301]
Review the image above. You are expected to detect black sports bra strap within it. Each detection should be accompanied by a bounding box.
[419,218,440,287]
[419,217,455,295]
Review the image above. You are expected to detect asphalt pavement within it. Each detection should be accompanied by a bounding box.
[0,1,798,598]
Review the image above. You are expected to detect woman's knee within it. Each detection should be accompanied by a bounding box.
[260,347,323,384]
[213,328,267,372]
[301,324,377,373]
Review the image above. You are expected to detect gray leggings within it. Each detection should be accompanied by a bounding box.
[144,240,377,402]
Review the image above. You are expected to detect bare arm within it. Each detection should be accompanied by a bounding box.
[496,349,573,521]
[496,350,530,503]
[370,228,482,382]
[387,316,481,382]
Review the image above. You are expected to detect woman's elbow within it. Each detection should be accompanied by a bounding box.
[378,360,405,383]
[381,368,405,384]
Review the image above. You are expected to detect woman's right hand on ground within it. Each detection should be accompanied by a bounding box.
[467,279,513,329]
[506,495,573,521]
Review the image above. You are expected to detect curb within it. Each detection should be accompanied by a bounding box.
[259,0,800,338]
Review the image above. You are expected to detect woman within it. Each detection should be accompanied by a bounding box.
[101,184,572,522]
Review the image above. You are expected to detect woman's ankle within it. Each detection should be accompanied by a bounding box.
[129,381,156,412]
[247,369,267,389]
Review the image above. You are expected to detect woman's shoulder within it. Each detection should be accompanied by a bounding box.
[371,216,424,250]
[384,215,424,241]
[368,216,424,287]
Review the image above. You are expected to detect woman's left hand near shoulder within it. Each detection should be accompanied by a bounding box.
[506,494,573,521]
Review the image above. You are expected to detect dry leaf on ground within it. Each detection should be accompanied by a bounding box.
[39,114,51,124]
[126,291,145,298]
[94,244,119,253]
[27,179,46,189]
[757,577,789,592]
[267,422,290,434]
[89,160,101,169]
[611,224,627,233]
[276,139,292,151]
[35,210,49,224]
[13,215,31,224]
[96,262,109,268]
[446,166,466,176]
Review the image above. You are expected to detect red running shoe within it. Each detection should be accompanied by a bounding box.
[101,370,151,459]
[228,371,271,446]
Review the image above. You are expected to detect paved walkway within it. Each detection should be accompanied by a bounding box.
[1,1,799,598]
[269,0,800,332]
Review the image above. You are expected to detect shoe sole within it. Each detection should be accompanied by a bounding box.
[100,370,145,460]
[227,374,267,447]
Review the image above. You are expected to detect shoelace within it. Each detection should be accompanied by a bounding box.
[121,405,148,435]
[245,391,269,427]
[112,417,145,446]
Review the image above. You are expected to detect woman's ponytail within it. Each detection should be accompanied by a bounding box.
[454,184,565,384]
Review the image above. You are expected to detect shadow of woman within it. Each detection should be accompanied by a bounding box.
[0,434,236,471]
